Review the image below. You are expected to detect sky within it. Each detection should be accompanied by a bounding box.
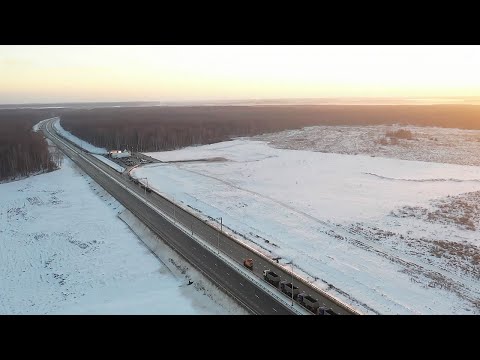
[1,45,480,104]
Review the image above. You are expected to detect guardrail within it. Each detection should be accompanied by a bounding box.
[133,173,362,315]
[45,119,307,314]
[49,118,360,315]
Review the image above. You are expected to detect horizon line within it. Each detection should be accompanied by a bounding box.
[2,96,480,108]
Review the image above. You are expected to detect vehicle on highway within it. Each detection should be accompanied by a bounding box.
[317,306,338,315]
[297,292,320,313]
[280,281,300,299]
[243,258,254,270]
[263,269,281,287]
[263,271,339,315]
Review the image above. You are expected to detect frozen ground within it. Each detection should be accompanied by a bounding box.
[92,154,126,173]
[254,124,480,167]
[137,133,480,314]
[0,146,242,314]
[53,117,108,155]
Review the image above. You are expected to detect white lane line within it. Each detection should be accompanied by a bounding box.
[272,308,277,312]
[46,121,314,315]
[240,283,244,287]
[255,294,259,298]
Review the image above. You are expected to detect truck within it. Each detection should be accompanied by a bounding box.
[263,270,280,287]
[297,292,320,313]
[317,307,338,315]
[280,281,300,299]
[243,258,254,270]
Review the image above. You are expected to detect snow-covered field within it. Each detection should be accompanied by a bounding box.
[53,118,108,155]
[136,133,480,315]
[92,154,126,173]
[254,124,480,167]
[0,145,243,314]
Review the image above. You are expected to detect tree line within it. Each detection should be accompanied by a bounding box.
[0,109,57,182]
[58,105,480,153]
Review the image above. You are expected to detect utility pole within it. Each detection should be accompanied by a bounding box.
[138,177,148,196]
[287,260,294,306]
[216,217,222,254]
[291,261,294,306]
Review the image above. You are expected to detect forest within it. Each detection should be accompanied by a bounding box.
[3,104,480,181]
[59,105,480,153]
[0,109,57,182]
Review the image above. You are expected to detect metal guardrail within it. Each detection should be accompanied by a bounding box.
[46,120,305,314]
[135,176,362,315]
[49,117,360,315]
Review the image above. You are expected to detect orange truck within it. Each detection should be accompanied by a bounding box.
[243,258,254,270]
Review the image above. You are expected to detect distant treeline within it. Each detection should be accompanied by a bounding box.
[58,105,480,152]
[0,109,57,181]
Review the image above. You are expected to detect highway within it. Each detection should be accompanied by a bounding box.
[43,118,360,315]
[42,119,297,315]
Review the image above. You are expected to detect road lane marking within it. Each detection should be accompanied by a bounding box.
[45,121,320,315]
[240,283,244,287]
[255,294,259,298]
[272,308,277,312]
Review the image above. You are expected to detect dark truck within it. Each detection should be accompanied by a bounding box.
[317,307,338,315]
[263,269,280,287]
[280,281,300,299]
[297,292,320,313]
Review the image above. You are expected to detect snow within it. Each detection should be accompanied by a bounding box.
[141,140,480,224]
[32,117,53,132]
[53,117,108,155]
[135,136,480,315]
[0,152,242,314]
[254,124,480,167]
[92,154,126,173]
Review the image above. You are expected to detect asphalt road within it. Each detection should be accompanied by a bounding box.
[43,118,360,315]
[42,119,298,315]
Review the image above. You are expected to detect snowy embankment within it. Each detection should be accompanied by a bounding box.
[92,154,126,173]
[53,118,108,155]
[0,149,243,314]
[135,138,480,314]
[32,117,54,132]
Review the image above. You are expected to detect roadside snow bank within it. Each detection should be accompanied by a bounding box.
[53,118,108,155]
[92,154,126,173]
[118,209,248,314]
